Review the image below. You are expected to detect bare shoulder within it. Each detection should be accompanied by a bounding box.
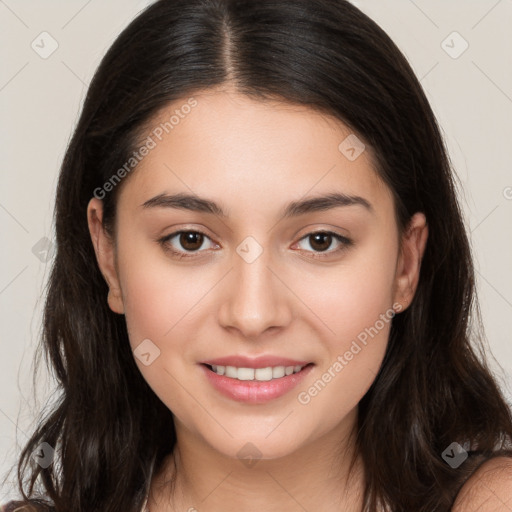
[1,503,38,512]
[452,456,512,511]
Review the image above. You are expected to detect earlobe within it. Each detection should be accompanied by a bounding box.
[393,212,428,311]
[86,197,125,315]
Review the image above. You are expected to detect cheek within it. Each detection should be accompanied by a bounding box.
[293,235,397,416]
[115,234,202,352]
[297,232,398,347]
[116,239,210,414]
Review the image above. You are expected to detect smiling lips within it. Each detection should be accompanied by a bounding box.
[201,355,312,381]
[200,355,315,403]
[207,364,306,381]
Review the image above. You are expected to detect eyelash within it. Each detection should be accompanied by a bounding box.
[158,229,353,260]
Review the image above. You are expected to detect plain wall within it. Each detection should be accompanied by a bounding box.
[1,0,511,501]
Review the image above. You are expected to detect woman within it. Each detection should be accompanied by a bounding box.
[3,0,512,510]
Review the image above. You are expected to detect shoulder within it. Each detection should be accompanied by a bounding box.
[452,456,512,511]
[1,503,22,512]
[1,501,42,512]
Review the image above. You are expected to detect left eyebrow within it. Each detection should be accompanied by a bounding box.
[140,191,374,219]
[279,192,374,218]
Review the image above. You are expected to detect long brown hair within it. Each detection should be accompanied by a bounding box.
[4,1,512,511]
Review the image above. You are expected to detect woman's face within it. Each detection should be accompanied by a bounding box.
[88,88,427,461]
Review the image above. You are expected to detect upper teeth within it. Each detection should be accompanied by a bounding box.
[211,364,305,381]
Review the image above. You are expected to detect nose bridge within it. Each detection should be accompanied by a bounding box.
[218,237,291,337]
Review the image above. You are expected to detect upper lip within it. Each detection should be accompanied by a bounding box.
[201,355,313,369]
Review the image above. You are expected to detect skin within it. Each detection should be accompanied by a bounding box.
[452,457,512,511]
[87,87,428,512]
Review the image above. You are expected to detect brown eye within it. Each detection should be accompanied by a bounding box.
[159,230,215,258]
[308,232,333,252]
[179,232,204,251]
[296,230,353,259]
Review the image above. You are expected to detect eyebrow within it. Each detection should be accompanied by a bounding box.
[141,191,374,219]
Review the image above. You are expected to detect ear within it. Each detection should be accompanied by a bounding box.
[393,212,428,312]
[87,197,125,314]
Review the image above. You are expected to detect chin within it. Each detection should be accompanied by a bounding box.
[209,432,304,463]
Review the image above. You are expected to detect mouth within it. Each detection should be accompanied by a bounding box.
[200,362,315,404]
[202,362,314,381]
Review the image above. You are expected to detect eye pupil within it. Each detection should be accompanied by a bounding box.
[310,233,331,252]
[180,232,203,251]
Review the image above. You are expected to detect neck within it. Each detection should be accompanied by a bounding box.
[147,407,365,512]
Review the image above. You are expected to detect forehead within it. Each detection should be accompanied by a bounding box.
[118,89,393,217]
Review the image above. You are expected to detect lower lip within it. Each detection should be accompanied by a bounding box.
[200,363,314,404]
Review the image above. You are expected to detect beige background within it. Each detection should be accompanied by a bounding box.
[1,0,511,501]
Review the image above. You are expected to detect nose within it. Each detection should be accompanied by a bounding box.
[217,247,292,339]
